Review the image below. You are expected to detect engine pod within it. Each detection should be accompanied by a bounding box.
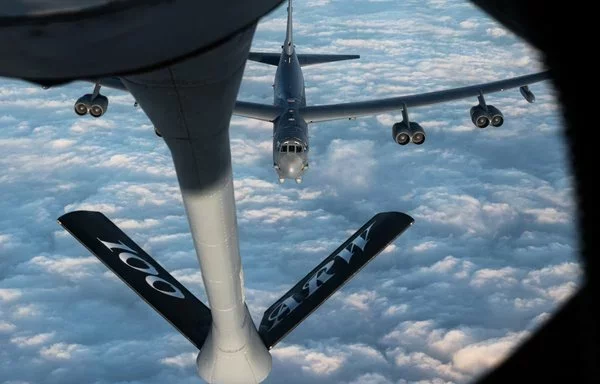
[409,122,425,145]
[486,105,504,127]
[392,122,411,145]
[470,105,490,128]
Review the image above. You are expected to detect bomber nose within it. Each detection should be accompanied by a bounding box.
[278,155,303,178]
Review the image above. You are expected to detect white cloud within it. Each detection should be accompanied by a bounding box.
[63,202,120,214]
[273,345,346,375]
[417,256,475,279]
[345,373,392,384]
[514,297,546,310]
[383,304,409,316]
[429,329,474,356]
[486,27,508,37]
[382,320,435,345]
[297,189,324,200]
[113,218,160,229]
[321,139,377,189]
[412,193,519,236]
[69,118,115,133]
[452,332,529,374]
[413,241,438,252]
[546,281,578,302]
[470,267,519,288]
[306,0,331,6]
[0,233,14,245]
[230,138,272,166]
[29,256,99,279]
[423,256,458,273]
[521,263,581,304]
[382,243,397,253]
[523,262,581,286]
[160,352,197,368]
[48,139,76,149]
[171,269,204,286]
[524,207,570,224]
[346,344,387,364]
[459,19,479,29]
[12,304,39,318]
[0,114,18,122]
[11,332,55,347]
[147,233,189,244]
[40,342,86,360]
[342,290,378,311]
[0,321,17,332]
[240,207,310,223]
[530,312,551,326]
[389,348,466,382]
[0,288,22,302]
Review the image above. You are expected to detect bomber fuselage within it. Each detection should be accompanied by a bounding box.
[272,49,308,183]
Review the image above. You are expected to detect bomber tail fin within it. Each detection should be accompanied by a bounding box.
[58,210,212,350]
[258,212,414,349]
[284,0,294,55]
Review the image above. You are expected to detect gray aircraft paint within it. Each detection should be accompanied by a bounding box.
[234,0,548,183]
[90,0,548,185]
[0,1,282,81]
[41,3,548,382]
[0,0,556,383]
[272,0,309,183]
[120,23,271,384]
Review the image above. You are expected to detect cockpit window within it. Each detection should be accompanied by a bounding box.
[280,143,304,153]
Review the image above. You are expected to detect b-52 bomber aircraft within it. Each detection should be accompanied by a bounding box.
[70,0,548,184]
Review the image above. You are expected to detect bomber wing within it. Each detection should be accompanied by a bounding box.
[300,71,550,123]
[94,77,281,122]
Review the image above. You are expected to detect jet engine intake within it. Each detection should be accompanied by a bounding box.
[392,122,426,145]
[89,95,109,118]
[487,105,504,127]
[392,122,410,145]
[470,105,490,128]
[74,94,93,116]
[409,122,426,145]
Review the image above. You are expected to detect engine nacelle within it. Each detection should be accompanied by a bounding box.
[470,105,489,128]
[74,94,93,116]
[89,95,109,118]
[392,121,426,145]
[519,85,535,103]
[409,122,425,145]
[487,105,504,127]
[392,122,411,145]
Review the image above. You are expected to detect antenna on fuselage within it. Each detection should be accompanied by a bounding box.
[284,0,294,55]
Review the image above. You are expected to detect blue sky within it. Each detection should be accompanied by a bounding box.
[0,1,580,383]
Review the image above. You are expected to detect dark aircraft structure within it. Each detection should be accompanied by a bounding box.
[65,0,546,184]
[57,210,413,383]
[0,0,594,384]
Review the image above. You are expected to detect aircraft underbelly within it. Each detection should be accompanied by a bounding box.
[0,0,283,81]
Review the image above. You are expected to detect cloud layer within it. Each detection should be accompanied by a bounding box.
[1,1,578,383]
